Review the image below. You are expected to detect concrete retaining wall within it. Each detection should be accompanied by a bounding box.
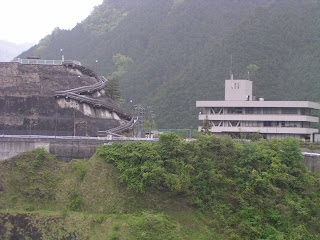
[0,136,157,162]
[304,156,320,172]
[0,137,106,161]
[0,140,50,160]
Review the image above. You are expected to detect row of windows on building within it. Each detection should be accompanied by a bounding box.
[210,121,311,128]
[206,107,311,115]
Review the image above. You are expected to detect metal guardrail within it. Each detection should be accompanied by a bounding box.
[302,152,320,157]
[11,58,82,66]
[98,118,138,136]
[55,76,107,95]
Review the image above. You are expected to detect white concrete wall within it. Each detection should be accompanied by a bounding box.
[57,98,115,119]
[199,114,319,123]
[225,79,253,101]
[0,141,49,160]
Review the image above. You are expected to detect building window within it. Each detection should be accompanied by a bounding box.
[243,121,260,127]
[288,121,299,127]
[302,122,310,128]
[230,121,240,127]
[227,107,243,114]
[210,107,223,115]
[232,82,240,89]
[212,121,222,126]
[264,121,272,127]
[245,108,254,114]
[301,108,311,116]
[263,108,279,114]
[282,108,298,114]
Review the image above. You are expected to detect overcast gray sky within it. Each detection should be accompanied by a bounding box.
[0,0,103,44]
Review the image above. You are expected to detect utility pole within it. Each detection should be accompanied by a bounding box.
[73,108,76,137]
[95,60,98,76]
[61,49,64,62]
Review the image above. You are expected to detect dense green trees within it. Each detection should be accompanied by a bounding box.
[105,77,122,100]
[105,53,133,100]
[97,134,320,239]
[111,53,133,79]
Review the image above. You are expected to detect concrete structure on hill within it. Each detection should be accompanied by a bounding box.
[0,59,132,137]
[196,77,320,142]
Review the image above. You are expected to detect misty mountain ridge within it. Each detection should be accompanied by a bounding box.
[0,40,34,62]
[19,0,320,128]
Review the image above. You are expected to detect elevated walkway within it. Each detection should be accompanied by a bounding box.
[97,118,138,136]
[55,76,107,95]
[54,76,130,120]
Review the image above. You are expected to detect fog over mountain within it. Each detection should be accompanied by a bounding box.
[0,40,34,62]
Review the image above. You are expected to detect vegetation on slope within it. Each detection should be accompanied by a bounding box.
[97,133,320,239]
[19,0,320,128]
[0,145,205,239]
[1,134,320,239]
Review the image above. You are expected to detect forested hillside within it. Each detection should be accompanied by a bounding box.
[19,0,320,128]
[1,135,320,239]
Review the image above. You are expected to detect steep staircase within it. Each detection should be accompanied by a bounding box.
[54,64,134,135]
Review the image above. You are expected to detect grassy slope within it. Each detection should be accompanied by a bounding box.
[0,149,212,239]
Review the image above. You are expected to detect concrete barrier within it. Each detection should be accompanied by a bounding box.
[0,135,157,161]
[0,137,98,161]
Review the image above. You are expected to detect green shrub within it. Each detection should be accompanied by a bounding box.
[69,189,83,212]
[25,203,35,212]
[33,147,47,168]
[61,209,69,219]
[109,232,119,240]
[129,212,181,240]
[97,141,164,193]
[72,160,89,181]
[95,215,106,224]
[113,223,120,231]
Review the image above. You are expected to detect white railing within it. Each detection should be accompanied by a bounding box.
[11,58,81,66]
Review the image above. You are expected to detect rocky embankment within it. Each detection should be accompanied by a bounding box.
[0,62,129,136]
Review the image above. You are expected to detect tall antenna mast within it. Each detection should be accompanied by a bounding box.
[230,55,233,80]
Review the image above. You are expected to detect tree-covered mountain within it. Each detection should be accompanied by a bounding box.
[19,0,320,128]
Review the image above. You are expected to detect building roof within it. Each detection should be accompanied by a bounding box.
[196,101,320,110]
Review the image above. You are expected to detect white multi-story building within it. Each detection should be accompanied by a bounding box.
[196,78,320,142]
